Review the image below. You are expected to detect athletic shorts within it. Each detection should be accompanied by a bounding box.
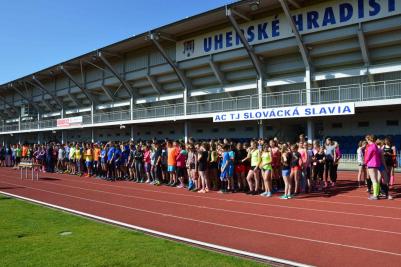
[291,166,300,172]
[282,168,290,177]
[167,165,176,172]
[177,167,186,178]
[85,161,92,168]
[262,166,272,172]
[378,165,385,172]
[161,164,167,172]
[235,164,246,174]
[209,162,218,169]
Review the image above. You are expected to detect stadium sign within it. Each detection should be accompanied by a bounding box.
[56,116,83,128]
[213,102,355,122]
[177,0,399,61]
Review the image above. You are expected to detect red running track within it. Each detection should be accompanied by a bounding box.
[1,169,401,267]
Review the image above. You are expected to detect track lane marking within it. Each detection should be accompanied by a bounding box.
[2,181,401,258]
[6,177,401,236]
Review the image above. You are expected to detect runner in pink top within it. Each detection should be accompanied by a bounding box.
[364,135,381,200]
[143,146,152,183]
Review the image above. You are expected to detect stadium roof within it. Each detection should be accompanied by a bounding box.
[0,0,307,87]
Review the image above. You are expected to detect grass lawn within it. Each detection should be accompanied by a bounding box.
[0,194,265,267]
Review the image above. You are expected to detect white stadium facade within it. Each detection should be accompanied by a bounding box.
[1,0,401,154]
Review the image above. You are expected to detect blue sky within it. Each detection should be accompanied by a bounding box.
[0,0,231,84]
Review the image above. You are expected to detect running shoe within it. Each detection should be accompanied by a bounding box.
[287,194,293,199]
[198,189,206,193]
[387,195,394,200]
[368,195,379,200]
[177,184,184,189]
[266,192,272,197]
[279,195,288,199]
[260,192,268,196]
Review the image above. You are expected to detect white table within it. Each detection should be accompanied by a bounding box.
[18,163,41,181]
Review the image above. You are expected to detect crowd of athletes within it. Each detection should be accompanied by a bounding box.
[0,134,397,199]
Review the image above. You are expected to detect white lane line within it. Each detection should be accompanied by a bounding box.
[2,174,401,221]
[2,182,401,258]
[41,176,401,220]
[0,190,311,267]
[17,178,401,236]
[56,174,401,210]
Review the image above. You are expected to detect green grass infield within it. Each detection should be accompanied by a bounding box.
[0,194,265,267]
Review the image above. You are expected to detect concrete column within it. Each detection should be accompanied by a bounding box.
[257,77,263,109]
[91,104,94,125]
[305,68,314,141]
[130,97,134,121]
[307,120,314,142]
[91,128,94,143]
[130,125,134,141]
[258,120,264,139]
[184,120,189,143]
[183,88,188,117]
[61,130,64,144]
[257,77,264,139]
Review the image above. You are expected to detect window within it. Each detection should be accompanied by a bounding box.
[228,128,236,132]
[245,127,254,132]
[212,128,219,133]
[196,129,203,133]
[358,121,369,127]
[386,120,399,126]
[332,123,342,129]
[266,125,273,131]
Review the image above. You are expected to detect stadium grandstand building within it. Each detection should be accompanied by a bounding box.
[1,0,401,154]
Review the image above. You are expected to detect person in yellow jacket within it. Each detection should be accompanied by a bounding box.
[242,140,261,195]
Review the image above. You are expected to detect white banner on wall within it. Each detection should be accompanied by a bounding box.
[177,0,400,61]
[213,102,355,122]
[57,116,83,128]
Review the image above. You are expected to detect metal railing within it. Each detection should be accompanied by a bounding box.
[92,110,130,124]
[339,153,401,171]
[133,104,184,119]
[1,79,401,133]
[187,95,259,115]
